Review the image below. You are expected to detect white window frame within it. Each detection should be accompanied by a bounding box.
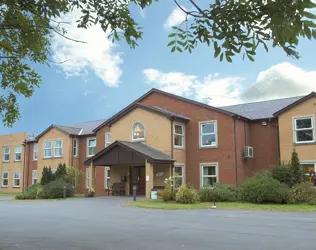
[131,122,145,141]
[174,164,184,186]
[14,145,22,162]
[87,137,96,157]
[104,167,110,189]
[73,138,78,157]
[105,132,111,147]
[33,143,38,161]
[85,168,89,188]
[32,170,37,185]
[54,139,63,157]
[2,171,9,187]
[3,147,10,162]
[44,140,53,158]
[173,122,185,149]
[199,121,218,148]
[200,163,219,187]
[13,171,20,188]
[293,115,315,144]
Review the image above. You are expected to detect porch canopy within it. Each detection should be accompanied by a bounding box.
[84,140,174,166]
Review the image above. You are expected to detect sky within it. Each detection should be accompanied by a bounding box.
[2,1,316,135]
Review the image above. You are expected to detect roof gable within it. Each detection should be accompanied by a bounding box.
[35,125,80,140]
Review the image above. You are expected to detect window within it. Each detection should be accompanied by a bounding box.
[54,139,63,157]
[73,138,78,156]
[2,171,8,187]
[85,168,89,188]
[294,116,314,143]
[32,170,37,185]
[201,164,218,187]
[104,167,110,189]
[87,138,96,157]
[132,122,145,141]
[44,140,52,158]
[13,172,20,187]
[3,147,10,162]
[15,146,22,161]
[174,123,184,148]
[33,143,38,160]
[105,133,111,147]
[200,121,217,147]
[174,165,184,186]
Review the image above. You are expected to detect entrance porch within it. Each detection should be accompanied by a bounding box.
[84,141,174,198]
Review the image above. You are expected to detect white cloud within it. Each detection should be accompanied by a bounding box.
[164,7,187,30]
[143,62,316,107]
[52,10,123,87]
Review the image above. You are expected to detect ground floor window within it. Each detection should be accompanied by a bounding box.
[301,162,316,185]
[174,165,184,186]
[104,167,110,189]
[32,170,37,185]
[2,171,9,187]
[85,169,89,188]
[13,172,20,187]
[201,163,218,187]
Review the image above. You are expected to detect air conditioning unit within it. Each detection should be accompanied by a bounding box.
[244,146,254,158]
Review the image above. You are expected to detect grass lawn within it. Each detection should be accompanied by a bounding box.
[125,199,316,212]
[0,193,85,202]
[0,192,20,196]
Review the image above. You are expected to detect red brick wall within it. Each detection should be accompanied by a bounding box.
[140,92,241,188]
[24,142,37,189]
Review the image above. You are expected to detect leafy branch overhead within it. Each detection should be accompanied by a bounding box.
[1,0,316,127]
[168,0,316,62]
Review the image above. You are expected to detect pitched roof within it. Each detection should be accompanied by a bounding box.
[94,88,245,131]
[84,140,174,166]
[273,92,316,116]
[219,96,303,120]
[71,119,107,135]
[105,103,190,126]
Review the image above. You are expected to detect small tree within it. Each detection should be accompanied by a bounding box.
[290,149,306,185]
[65,166,82,188]
[41,166,55,185]
[55,163,67,180]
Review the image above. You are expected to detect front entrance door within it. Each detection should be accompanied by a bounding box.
[130,166,145,195]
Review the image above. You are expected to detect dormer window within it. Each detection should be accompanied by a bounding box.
[132,122,145,141]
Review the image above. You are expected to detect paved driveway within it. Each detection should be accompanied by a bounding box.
[0,197,315,250]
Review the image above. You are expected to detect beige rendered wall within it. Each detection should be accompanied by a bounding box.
[110,107,172,156]
[0,132,27,193]
[279,97,316,162]
[37,128,72,180]
[153,163,171,187]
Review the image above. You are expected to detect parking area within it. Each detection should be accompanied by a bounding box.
[0,196,315,250]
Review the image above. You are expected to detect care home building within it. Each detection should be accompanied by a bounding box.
[1,88,316,197]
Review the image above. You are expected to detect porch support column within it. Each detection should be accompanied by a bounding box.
[90,162,96,191]
[145,160,154,199]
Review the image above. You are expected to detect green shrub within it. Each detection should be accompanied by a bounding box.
[175,185,199,204]
[55,163,68,180]
[288,182,316,204]
[271,163,306,188]
[15,184,41,200]
[37,180,75,199]
[40,167,55,185]
[157,188,176,202]
[199,183,239,202]
[241,172,290,204]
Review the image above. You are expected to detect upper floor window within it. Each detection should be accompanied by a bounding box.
[174,123,184,148]
[105,132,111,147]
[3,147,10,162]
[1,171,8,187]
[15,146,22,162]
[54,140,63,157]
[132,122,145,141]
[13,172,20,187]
[294,116,314,143]
[73,138,78,156]
[200,121,217,148]
[44,140,53,158]
[87,137,96,157]
[33,143,38,160]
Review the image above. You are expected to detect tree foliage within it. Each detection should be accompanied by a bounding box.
[55,163,67,180]
[40,166,55,185]
[1,0,316,126]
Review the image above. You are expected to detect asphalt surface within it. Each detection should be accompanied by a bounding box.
[0,197,316,250]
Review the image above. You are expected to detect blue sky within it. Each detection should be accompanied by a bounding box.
[2,1,316,135]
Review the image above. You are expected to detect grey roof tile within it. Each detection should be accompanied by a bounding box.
[137,103,190,120]
[219,96,303,120]
[71,119,107,135]
[119,141,173,161]
[54,125,82,135]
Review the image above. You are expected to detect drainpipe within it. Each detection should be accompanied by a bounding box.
[22,140,27,191]
[233,116,238,187]
[269,118,280,164]
[170,119,174,176]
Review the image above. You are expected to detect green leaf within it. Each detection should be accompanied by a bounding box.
[220,53,224,62]
[247,53,255,62]
[214,46,221,58]
[244,42,253,48]
[226,54,232,63]
[303,11,316,20]
[171,46,176,53]
[176,47,183,52]
[167,40,175,47]
[168,33,176,38]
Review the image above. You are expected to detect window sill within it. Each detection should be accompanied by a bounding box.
[174,145,184,150]
[14,160,21,162]
[54,156,63,158]
[13,186,20,188]
[1,186,8,188]
[33,159,38,162]
[2,161,9,163]
[132,139,145,142]
[87,155,95,158]
[294,142,316,146]
[199,145,218,149]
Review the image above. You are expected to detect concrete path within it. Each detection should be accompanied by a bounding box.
[0,197,315,250]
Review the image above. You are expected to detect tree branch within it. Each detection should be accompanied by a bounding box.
[173,0,201,18]
[188,0,204,14]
